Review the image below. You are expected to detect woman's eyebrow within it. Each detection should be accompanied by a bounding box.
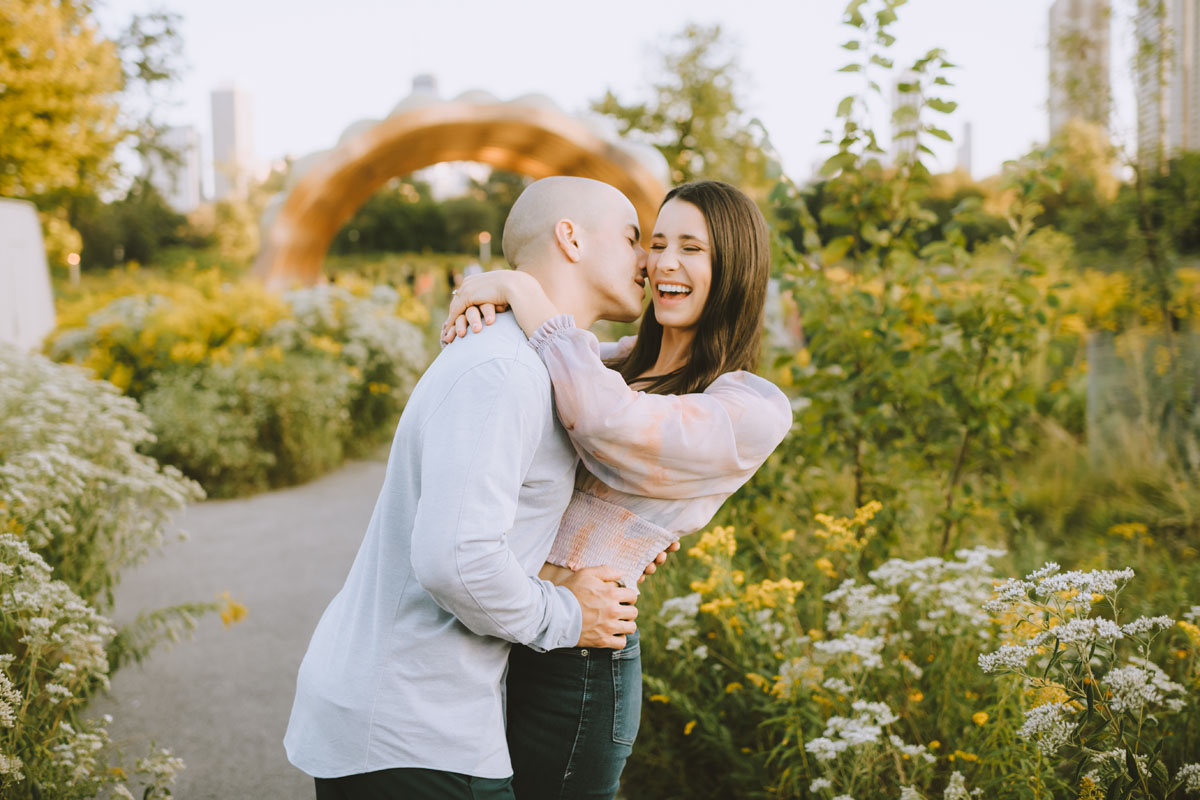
[649,232,707,244]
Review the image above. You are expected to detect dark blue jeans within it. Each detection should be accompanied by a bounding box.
[506,630,641,800]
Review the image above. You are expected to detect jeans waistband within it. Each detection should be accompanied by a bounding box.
[541,629,640,659]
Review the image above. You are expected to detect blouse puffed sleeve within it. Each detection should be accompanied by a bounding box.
[598,335,637,361]
[528,317,792,500]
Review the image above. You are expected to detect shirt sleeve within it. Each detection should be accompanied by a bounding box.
[528,317,793,500]
[597,335,637,361]
[408,356,582,652]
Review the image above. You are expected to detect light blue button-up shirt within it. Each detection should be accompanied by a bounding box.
[284,313,582,779]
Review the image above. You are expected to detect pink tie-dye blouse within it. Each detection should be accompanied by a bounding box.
[527,315,793,588]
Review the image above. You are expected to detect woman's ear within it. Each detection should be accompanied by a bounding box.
[553,219,582,263]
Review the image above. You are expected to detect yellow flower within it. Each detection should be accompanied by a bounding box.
[953,749,979,762]
[908,690,924,703]
[815,557,837,578]
[972,712,989,726]
[109,767,127,779]
[218,591,248,628]
[725,682,744,694]
[699,597,735,615]
[649,694,670,704]
[780,528,796,542]
[1178,620,1200,646]
[745,673,770,692]
[1108,522,1148,540]
[1078,775,1103,800]
[928,740,941,749]
[683,720,697,736]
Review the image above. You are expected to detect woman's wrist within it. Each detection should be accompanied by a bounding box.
[507,272,560,338]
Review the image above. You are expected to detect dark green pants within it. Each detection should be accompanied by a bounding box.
[314,767,514,800]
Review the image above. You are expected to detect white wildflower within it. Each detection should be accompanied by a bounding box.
[1017,701,1076,756]
[814,634,886,671]
[43,683,73,705]
[1121,615,1175,637]
[833,795,855,800]
[890,735,936,764]
[978,643,1037,673]
[805,736,846,762]
[983,577,1034,613]
[1184,607,1200,624]
[823,677,854,695]
[1176,763,1200,794]
[0,751,24,781]
[851,700,899,726]
[1026,563,1061,582]
[823,579,899,632]
[810,777,832,792]
[943,771,969,800]
[1042,617,1123,645]
[0,671,20,729]
[1106,658,1186,714]
[1034,567,1134,601]
[900,787,924,800]
[693,645,708,660]
[775,657,818,700]
[659,593,700,642]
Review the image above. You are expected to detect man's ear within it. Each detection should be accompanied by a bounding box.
[553,219,582,263]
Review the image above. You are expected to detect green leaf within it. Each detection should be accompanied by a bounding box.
[1123,749,1144,791]
[926,126,953,142]
[841,40,861,50]
[876,8,898,25]
[836,96,855,118]
[927,97,958,114]
[870,54,894,69]
[838,63,863,73]
[819,151,857,178]
[820,235,856,265]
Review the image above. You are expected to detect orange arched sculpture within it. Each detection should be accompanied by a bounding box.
[253,99,668,287]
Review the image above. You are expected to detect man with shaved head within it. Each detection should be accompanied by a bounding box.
[286,177,650,799]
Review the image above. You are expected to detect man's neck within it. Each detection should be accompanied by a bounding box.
[517,266,599,329]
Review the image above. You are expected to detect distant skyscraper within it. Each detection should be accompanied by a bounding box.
[147,125,202,213]
[890,70,921,166]
[1136,0,1200,166]
[211,84,255,200]
[1048,0,1111,138]
[956,122,974,177]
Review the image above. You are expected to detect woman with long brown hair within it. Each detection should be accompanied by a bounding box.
[441,179,791,800]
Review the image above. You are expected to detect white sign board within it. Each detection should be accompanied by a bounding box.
[0,198,56,351]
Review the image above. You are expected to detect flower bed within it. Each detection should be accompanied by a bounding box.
[45,271,430,497]
[1,346,209,798]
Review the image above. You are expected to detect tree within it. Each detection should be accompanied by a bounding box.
[0,0,124,198]
[591,24,775,193]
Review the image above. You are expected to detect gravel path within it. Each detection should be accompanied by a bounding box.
[93,456,388,799]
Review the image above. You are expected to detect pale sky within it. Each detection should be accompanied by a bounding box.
[96,0,1143,187]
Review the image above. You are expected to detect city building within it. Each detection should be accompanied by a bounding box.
[211,84,255,200]
[1048,0,1112,139]
[890,70,921,166]
[1136,0,1200,165]
[956,121,974,177]
[146,125,202,213]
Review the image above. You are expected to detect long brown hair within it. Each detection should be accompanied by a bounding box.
[607,180,770,395]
